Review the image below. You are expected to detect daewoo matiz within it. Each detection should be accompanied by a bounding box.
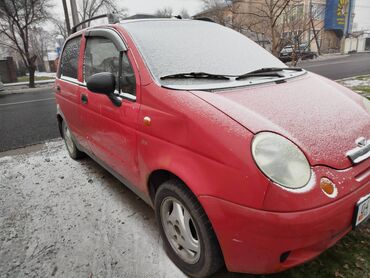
[55,16,370,277]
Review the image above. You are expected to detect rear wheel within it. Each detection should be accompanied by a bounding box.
[155,180,223,278]
[62,121,83,160]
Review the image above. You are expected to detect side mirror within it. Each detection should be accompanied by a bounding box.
[86,72,121,107]
[86,72,116,95]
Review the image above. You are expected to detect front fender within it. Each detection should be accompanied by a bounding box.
[137,84,270,209]
[138,133,270,209]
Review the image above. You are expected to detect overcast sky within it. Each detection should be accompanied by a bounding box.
[50,0,203,22]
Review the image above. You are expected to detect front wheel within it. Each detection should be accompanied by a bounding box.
[155,180,223,278]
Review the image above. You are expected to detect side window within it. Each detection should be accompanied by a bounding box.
[84,37,119,83]
[84,36,136,96]
[60,36,81,79]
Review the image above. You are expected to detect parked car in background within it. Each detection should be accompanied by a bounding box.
[56,17,370,278]
[279,43,317,62]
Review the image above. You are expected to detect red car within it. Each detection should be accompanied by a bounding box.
[55,17,370,277]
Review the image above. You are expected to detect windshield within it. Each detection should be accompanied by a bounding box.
[122,20,287,89]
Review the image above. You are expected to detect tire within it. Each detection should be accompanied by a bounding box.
[155,179,224,278]
[62,121,84,160]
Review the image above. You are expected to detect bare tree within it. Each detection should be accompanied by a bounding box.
[280,2,325,65]
[52,18,69,40]
[0,0,50,87]
[29,27,50,72]
[232,0,296,56]
[78,0,127,25]
[199,0,324,57]
[200,0,231,26]
[179,8,191,19]
[156,7,173,18]
[199,0,268,47]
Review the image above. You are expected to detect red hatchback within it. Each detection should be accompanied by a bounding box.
[55,17,370,277]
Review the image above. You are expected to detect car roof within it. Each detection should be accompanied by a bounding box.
[120,18,200,25]
[69,18,204,37]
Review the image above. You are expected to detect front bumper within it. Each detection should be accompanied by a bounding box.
[199,181,369,274]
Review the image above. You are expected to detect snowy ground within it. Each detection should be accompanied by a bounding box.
[34,72,56,78]
[0,140,185,278]
[337,75,370,99]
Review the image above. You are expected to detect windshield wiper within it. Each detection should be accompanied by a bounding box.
[236,67,302,80]
[160,68,302,81]
[160,72,230,80]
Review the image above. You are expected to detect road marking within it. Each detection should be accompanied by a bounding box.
[0,97,54,107]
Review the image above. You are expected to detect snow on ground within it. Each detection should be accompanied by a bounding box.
[339,77,370,88]
[0,140,184,278]
[337,75,370,99]
[34,72,56,78]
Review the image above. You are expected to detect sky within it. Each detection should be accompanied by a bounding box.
[119,0,202,15]
[50,0,203,24]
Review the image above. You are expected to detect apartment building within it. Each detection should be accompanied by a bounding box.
[344,0,370,52]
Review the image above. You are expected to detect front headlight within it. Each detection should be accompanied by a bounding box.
[363,97,370,114]
[252,132,311,189]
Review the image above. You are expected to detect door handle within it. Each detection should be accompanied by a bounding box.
[56,85,61,93]
[81,94,88,104]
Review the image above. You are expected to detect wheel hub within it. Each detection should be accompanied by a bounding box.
[63,124,74,154]
[160,197,201,264]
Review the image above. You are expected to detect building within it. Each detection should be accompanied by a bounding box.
[343,0,370,52]
[300,0,370,53]
[278,0,340,53]
[0,57,18,83]
[193,0,342,54]
[194,0,370,55]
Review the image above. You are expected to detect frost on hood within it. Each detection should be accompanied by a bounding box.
[190,74,370,170]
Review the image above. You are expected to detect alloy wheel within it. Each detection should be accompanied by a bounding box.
[160,196,201,264]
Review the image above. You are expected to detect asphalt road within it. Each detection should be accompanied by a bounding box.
[0,53,370,152]
[0,88,59,152]
[298,52,370,80]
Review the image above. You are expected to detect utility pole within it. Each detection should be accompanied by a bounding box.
[307,0,312,51]
[61,0,71,34]
[70,0,80,27]
[340,0,352,54]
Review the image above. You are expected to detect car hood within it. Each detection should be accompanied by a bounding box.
[190,73,370,169]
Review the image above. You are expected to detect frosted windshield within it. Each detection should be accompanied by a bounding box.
[122,20,285,82]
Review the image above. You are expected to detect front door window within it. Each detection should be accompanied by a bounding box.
[84,36,136,97]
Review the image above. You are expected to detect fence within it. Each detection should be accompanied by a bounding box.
[0,57,17,83]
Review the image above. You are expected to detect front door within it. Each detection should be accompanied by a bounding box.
[57,35,85,145]
[79,32,140,185]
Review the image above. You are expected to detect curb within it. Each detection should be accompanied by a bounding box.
[0,138,62,158]
[335,74,370,82]
[1,85,54,95]
[4,79,55,87]
[316,54,350,60]
[1,79,55,95]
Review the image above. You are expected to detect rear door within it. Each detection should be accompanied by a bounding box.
[79,29,140,185]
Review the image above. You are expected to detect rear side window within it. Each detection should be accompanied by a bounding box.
[60,36,81,79]
[84,37,136,96]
